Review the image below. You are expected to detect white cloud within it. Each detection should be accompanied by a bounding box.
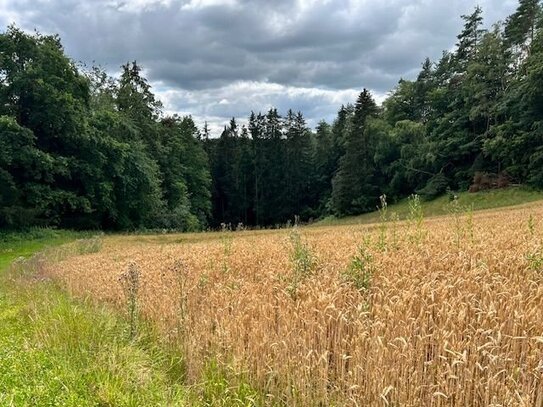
[154,80,384,134]
[181,0,237,10]
[1,0,520,134]
[0,3,20,26]
[110,0,174,12]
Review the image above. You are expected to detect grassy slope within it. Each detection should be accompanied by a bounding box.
[0,230,186,406]
[317,187,543,226]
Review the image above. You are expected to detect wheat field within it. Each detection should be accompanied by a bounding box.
[45,201,543,406]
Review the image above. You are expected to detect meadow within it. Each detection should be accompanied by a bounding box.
[28,196,543,406]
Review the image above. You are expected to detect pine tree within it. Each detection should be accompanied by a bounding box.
[331,89,379,216]
[284,110,314,219]
[313,120,335,210]
[249,111,266,225]
[455,6,485,72]
[414,58,435,122]
[237,125,255,225]
[485,21,543,185]
[210,119,242,225]
[504,0,542,59]
[260,109,286,224]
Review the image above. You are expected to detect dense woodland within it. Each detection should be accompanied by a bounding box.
[1,0,543,230]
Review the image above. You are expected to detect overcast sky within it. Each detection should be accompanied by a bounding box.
[1,0,519,134]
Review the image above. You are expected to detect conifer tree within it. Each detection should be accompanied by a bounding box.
[331,89,379,216]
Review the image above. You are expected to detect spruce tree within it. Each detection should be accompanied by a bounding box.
[455,6,485,72]
[504,0,542,57]
[331,89,379,216]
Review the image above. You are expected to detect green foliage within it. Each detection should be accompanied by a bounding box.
[408,194,424,225]
[343,239,374,291]
[417,173,450,201]
[208,109,317,227]
[289,228,315,278]
[407,194,425,243]
[455,6,484,70]
[526,248,543,273]
[287,228,316,299]
[0,26,96,228]
[193,359,263,406]
[331,89,380,216]
[448,197,471,248]
[504,0,542,51]
[75,236,103,254]
[0,117,40,227]
[0,27,211,231]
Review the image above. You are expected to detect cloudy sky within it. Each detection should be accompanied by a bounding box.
[1,0,519,133]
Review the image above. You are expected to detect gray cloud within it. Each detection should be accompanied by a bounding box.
[1,0,519,133]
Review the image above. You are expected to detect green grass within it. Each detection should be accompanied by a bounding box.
[191,359,264,406]
[317,186,543,226]
[0,228,86,270]
[0,231,187,407]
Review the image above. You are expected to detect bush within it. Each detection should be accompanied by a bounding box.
[416,173,449,200]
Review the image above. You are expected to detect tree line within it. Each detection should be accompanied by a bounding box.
[0,32,210,230]
[1,0,543,230]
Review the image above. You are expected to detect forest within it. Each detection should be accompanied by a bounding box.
[1,0,543,230]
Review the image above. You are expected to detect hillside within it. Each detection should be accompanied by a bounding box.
[317,187,543,226]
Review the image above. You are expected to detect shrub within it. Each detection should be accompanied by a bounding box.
[416,173,449,200]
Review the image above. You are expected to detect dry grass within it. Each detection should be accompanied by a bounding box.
[46,203,543,406]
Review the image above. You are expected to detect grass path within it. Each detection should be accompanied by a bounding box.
[0,231,187,406]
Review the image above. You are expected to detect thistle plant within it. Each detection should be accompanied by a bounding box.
[167,259,188,340]
[287,227,315,300]
[343,238,374,292]
[448,198,475,248]
[377,194,388,251]
[448,196,464,248]
[408,194,425,243]
[119,262,141,340]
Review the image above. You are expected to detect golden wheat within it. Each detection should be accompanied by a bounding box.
[46,203,543,406]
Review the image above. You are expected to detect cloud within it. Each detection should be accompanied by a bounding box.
[155,80,365,133]
[1,0,520,133]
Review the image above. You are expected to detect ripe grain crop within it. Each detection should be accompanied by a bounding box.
[46,203,543,406]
